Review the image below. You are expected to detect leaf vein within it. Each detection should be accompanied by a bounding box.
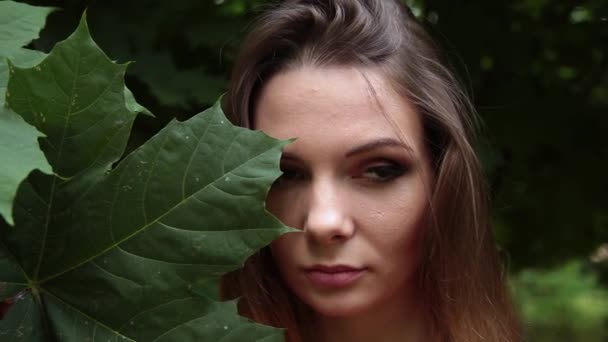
[181,124,207,200]
[40,137,280,282]
[40,290,136,342]
[68,70,123,118]
[117,296,198,332]
[90,260,142,289]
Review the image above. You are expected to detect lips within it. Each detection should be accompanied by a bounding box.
[303,264,367,288]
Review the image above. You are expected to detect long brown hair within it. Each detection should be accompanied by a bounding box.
[220,1,521,341]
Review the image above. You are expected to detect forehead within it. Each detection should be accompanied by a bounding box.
[254,65,424,152]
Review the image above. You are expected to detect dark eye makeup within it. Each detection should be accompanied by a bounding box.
[275,158,408,185]
[359,160,407,182]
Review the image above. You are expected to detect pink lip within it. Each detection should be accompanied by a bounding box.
[304,265,366,288]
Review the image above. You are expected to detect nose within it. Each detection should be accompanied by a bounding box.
[303,178,354,244]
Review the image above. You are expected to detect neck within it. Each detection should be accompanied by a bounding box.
[309,291,432,342]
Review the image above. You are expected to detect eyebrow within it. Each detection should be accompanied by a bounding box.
[280,138,414,162]
[345,138,414,157]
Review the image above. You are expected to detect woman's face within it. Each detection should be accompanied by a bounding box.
[254,65,433,317]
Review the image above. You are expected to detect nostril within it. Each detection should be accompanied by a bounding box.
[303,208,354,244]
[330,233,347,242]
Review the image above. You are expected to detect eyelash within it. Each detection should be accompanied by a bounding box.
[360,162,406,182]
[276,160,406,184]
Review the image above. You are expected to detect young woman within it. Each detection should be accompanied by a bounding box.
[221,0,521,341]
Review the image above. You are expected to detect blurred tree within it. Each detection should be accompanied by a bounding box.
[421,0,608,271]
[511,260,608,341]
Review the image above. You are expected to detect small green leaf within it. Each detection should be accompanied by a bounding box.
[0,1,55,225]
[0,1,55,56]
[0,107,51,225]
[7,14,136,178]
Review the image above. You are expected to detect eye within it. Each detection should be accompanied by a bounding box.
[360,161,406,182]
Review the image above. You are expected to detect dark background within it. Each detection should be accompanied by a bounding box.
[21,0,608,340]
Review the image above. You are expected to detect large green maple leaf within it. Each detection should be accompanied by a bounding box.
[0,11,291,342]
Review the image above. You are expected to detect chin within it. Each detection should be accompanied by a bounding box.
[314,306,362,317]
[300,291,377,318]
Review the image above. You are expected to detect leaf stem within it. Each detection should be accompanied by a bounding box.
[31,286,56,342]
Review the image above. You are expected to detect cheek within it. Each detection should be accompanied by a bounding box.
[364,197,428,263]
[397,208,427,269]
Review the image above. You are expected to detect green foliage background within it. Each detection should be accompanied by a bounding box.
[13,0,608,340]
